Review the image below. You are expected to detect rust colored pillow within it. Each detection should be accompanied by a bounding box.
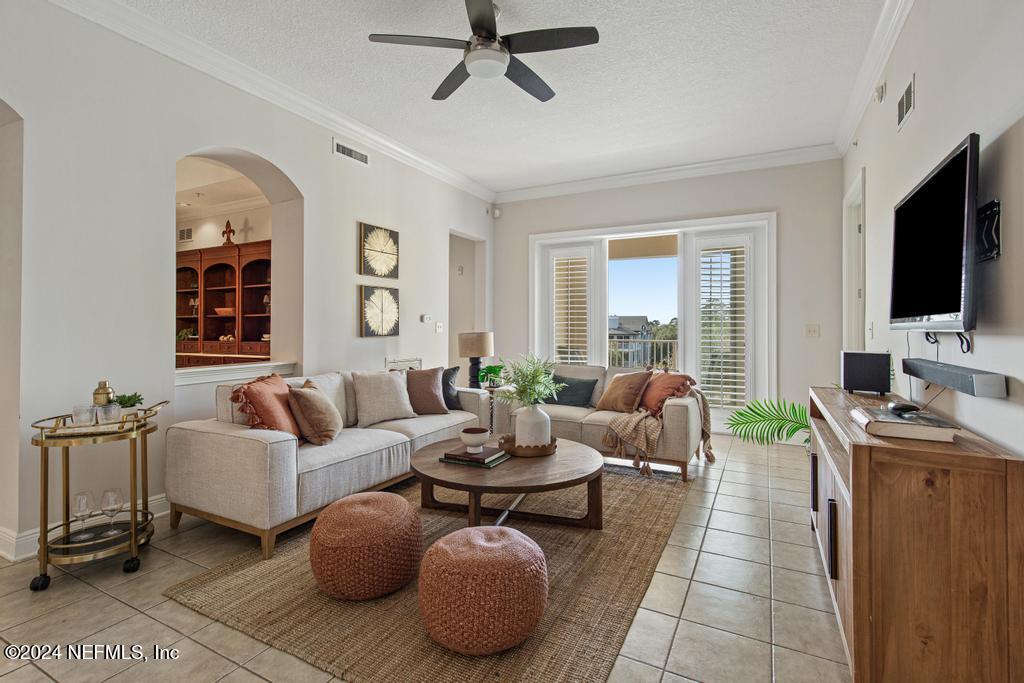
[404,367,449,415]
[640,372,696,417]
[288,380,344,445]
[596,371,653,413]
[230,374,301,438]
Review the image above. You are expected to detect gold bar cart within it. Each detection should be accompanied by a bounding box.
[28,402,168,591]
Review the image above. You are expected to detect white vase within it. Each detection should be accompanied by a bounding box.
[516,405,551,447]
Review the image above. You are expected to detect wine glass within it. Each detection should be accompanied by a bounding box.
[70,491,95,542]
[99,488,124,538]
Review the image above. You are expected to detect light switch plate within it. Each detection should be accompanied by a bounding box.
[420,314,432,323]
[804,323,821,338]
[435,322,443,334]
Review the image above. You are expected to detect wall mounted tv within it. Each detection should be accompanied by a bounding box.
[889,133,979,332]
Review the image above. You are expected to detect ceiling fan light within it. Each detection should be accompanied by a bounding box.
[464,48,509,79]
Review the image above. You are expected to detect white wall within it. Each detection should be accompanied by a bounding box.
[0,1,493,554]
[843,0,1024,454]
[176,204,271,251]
[494,159,844,408]
[448,234,477,385]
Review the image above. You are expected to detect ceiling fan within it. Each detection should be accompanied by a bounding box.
[369,0,599,102]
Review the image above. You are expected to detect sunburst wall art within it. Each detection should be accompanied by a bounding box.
[359,222,399,279]
[360,286,400,337]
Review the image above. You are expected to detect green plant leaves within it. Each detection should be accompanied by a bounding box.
[493,355,567,406]
[725,398,810,446]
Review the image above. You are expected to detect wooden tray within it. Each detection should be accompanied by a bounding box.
[498,434,558,458]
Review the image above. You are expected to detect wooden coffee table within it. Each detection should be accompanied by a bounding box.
[411,438,603,529]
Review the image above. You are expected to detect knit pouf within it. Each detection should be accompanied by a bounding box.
[418,526,548,655]
[309,492,421,600]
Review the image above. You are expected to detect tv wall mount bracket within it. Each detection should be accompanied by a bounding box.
[977,199,1001,262]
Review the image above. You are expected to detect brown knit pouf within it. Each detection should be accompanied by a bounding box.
[418,526,548,655]
[309,492,421,600]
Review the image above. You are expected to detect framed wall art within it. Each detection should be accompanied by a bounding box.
[359,286,400,337]
[358,222,399,279]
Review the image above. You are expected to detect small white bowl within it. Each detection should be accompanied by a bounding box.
[460,427,490,454]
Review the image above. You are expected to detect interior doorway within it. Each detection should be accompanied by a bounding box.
[449,233,478,385]
[843,168,866,350]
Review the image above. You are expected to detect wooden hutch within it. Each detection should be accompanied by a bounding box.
[176,240,272,368]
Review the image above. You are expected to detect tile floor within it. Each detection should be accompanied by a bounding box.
[0,437,848,682]
[612,438,852,683]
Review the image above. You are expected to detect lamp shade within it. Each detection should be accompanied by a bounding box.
[458,332,494,358]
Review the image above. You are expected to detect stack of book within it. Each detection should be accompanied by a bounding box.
[439,445,510,468]
[850,407,960,442]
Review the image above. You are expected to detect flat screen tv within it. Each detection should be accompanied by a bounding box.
[889,133,979,332]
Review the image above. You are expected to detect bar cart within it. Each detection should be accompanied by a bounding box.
[29,402,168,591]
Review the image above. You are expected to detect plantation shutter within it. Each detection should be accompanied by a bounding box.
[552,255,590,364]
[699,245,748,408]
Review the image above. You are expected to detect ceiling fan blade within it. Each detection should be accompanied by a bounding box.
[369,34,469,50]
[432,62,471,100]
[464,0,497,38]
[505,56,554,102]
[503,27,599,54]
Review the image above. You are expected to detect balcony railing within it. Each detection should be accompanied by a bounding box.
[608,338,678,370]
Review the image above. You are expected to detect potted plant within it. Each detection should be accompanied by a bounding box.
[113,392,144,417]
[725,398,810,446]
[478,364,504,388]
[494,355,566,447]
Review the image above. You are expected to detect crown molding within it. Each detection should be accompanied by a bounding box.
[494,144,840,204]
[176,195,269,223]
[834,0,916,154]
[46,0,497,203]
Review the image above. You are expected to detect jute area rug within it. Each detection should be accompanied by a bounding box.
[165,467,686,682]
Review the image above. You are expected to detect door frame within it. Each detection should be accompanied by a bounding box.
[842,169,866,350]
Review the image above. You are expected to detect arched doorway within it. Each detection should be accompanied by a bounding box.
[174,149,303,371]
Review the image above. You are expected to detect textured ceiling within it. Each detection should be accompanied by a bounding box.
[120,0,884,194]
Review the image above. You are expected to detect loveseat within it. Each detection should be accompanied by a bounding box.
[165,371,489,558]
[492,364,702,480]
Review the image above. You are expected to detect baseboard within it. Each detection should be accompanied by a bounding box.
[0,494,169,563]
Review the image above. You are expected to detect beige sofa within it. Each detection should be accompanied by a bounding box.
[493,364,702,480]
[165,371,489,558]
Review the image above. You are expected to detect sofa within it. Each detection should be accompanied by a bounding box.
[492,364,702,480]
[165,371,489,558]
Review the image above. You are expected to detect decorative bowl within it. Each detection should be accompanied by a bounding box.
[459,427,490,454]
[214,307,235,316]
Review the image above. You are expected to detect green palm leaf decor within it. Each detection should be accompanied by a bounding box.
[726,398,810,446]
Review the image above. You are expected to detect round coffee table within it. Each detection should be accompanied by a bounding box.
[411,438,603,530]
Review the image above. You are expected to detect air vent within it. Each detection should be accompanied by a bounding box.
[897,74,915,129]
[333,138,369,165]
[177,227,193,243]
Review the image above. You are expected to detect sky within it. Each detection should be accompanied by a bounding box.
[608,257,678,324]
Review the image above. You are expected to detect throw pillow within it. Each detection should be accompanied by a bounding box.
[405,367,449,415]
[287,380,344,445]
[640,372,696,417]
[441,366,463,410]
[545,374,599,407]
[230,374,302,438]
[596,370,653,413]
[352,371,417,427]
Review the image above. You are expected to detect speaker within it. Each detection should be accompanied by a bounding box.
[841,351,891,395]
[902,358,1007,398]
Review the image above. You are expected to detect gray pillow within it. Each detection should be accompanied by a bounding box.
[546,374,599,407]
[352,371,416,427]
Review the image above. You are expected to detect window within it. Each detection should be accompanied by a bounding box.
[552,254,590,364]
[699,245,748,408]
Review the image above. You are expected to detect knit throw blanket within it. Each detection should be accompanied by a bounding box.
[602,387,715,476]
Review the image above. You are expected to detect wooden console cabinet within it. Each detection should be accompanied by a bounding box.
[807,387,1023,682]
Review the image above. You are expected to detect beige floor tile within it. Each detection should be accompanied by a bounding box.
[712,494,770,518]
[665,620,771,683]
[145,599,213,636]
[656,545,698,579]
[721,471,769,487]
[667,524,704,550]
[109,638,236,682]
[771,520,817,548]
[102,558,206,611]
[774,646,851,683]
[219,668,268,683]
[0,575,98,631]
[73,546,180,590]
[725,452,768,465]
[0,563,49,599]
[607,656,663,683]
[681,581,771,642]
[0,664,52,682]
[770,476,810,493]
[729,442,766,456]
[701,529,770,564]
[151,522,244,558]
[184,535,260,568]
[640,573,689,617]
[245,647,332,683]
[769,489,809,507]
[772,567,834,612]
[675,505,711,527]
[660,673,699,683]
[772,602,847,663]
[150,514,207,543]
[771,466,807,481]
[192,622,268,665]
[724,461,769,475]
[620,608,678,667]
[772,541,824,576]
[688,477,720,493]
[1,592,135,646]
[717,482,770,501]
[0,637,28,676]
[771,503,811,525]
[693,553,770,598]
[683,490,716,509]
[708,510,770,538]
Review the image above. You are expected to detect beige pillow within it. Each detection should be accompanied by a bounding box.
[352,371,417,427]
[596,370,653,413]
[404,367,449,415]
[287,380,343,445]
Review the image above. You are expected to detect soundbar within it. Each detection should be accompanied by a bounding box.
[902,358,1007,398]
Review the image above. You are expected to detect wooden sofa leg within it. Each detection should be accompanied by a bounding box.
[169,504,182,529]
[261,532,277,560]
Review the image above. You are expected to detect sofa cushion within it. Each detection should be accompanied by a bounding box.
[287,372,345,419]
[369,411,478,451]
[553,364,607,407]
[546,374,599,408]
[596,370,652,413]
[580,410,621,452]
[288,380,344,445]
[339,372,359,428]
[405,367,449,415]
[296,429,410,515]
[231,374,302,438]
[353,371,417,427]
[511,405,595,442]
[441,367,463,411]
[640,372,695,417]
